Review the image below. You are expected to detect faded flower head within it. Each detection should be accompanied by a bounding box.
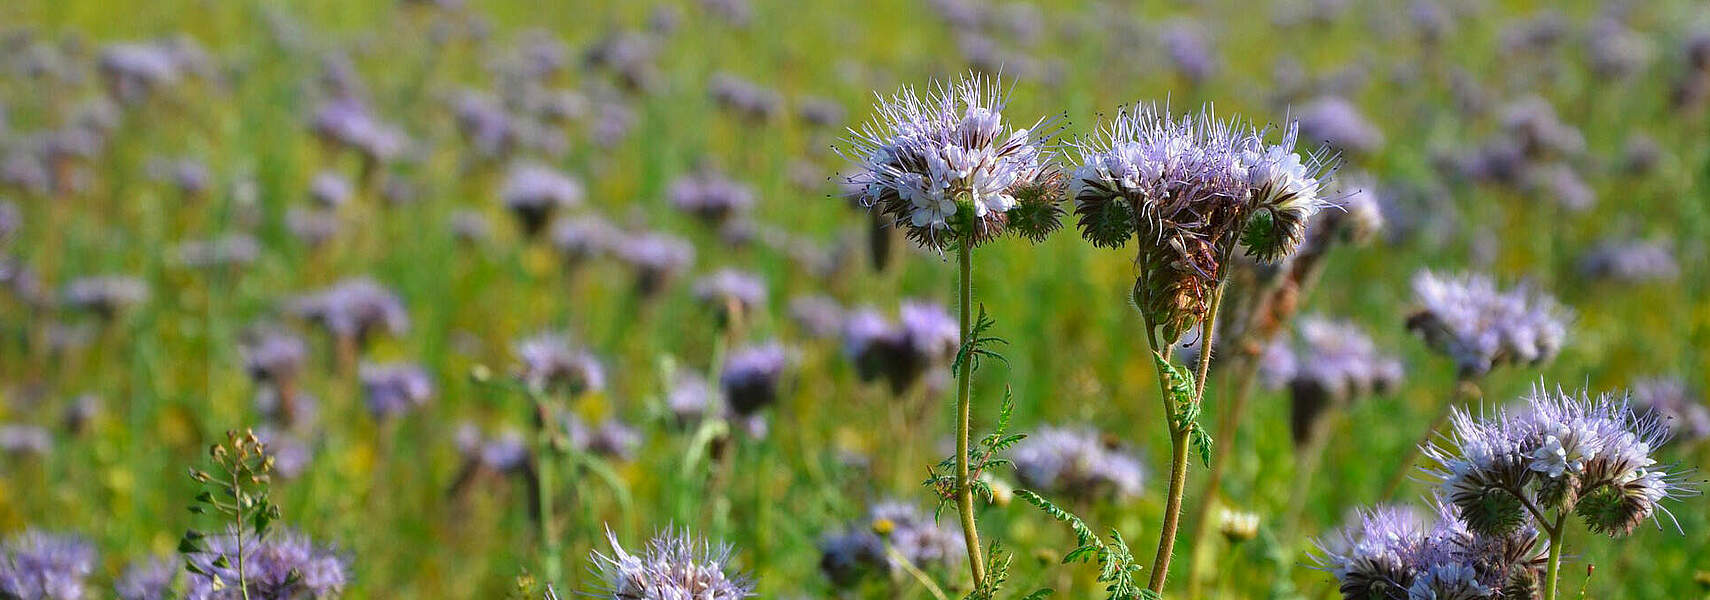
[359,362,434,419]
[1422,384,1697,539]
[183,528,348,600]
[0,531,95,600]
[592,528,753,600]
[1405,271,1569,378]
[515,332,606,396]
[1012,425,1145,500]
[840,73,1063,249]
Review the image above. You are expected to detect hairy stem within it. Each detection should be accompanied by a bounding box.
[1143,315,1184,595]
[1543,514,1566,600]
[954,241,987,588]
[233,469,252,600]
[1183,351,1261,596]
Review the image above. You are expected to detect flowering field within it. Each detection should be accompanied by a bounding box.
[1,0,1708,598]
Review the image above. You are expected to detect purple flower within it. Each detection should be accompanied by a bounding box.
[1161,22,1217,84]
[1628,377,1710,442]
[615,232,694,296]
[308,171,353,208]
[0,531,95,600]
[693,269,767,320]
[1295,96,1384,155]
[309,97,407,163]
[592,528,753,599]
[668,167,755,224]
[359,362,434,419]
[565,414,642,461]
[285,207,340,248]
[1287,317,1404,444]
[146,157,212,197]
[62,275,150,317]
[709,73,782,122]
[115,557,176,600]
[98,42,182,104]
[451,90,516,159]
[720,342,790,416]
[1013,426,1146,500]
[1577,238,1678,283]
[786,295,845,339]
[500,163,584,237]
[242,330,307,386]
[843,301,957,394]
[515,333,606,396]
[184,528,348,600]
[290,278,409,347]
[550,214,620,264]
[1422,384,1697,538]
[1406,271,1569,378]
[840,73,1062,249]
[820,500,963,587]
[0,425,51,457]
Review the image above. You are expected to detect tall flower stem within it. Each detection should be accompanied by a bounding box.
[530,391,562,584]
[1145,274,1226,595]
[1542,515,1566,600]
[1380,376,1479,501]
[954,240,987,588]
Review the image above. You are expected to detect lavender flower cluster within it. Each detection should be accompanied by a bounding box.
[592,529,753,600]
[1011,426,1146,501]
[1319,502,1547,600]
[1406,271,1569,378]
[818,500,964,587]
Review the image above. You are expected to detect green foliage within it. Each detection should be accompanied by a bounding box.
[180,429,287,592]
[1014,490,1147,600]
[926,388,1026,517]
[953,304,1010,375]
[1153,352,1213,468]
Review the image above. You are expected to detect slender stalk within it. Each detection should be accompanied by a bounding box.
[1142,314,1184,594]
[1543,515,1566,600]
[532,393,562,584]
[232,467,252,600]
[953,241,987,588]
[1380,376,1478,501]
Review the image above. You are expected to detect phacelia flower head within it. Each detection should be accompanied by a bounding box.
[840,73,1063,249]
[592,528,753,600]
[1295,95,1384,155]
[1287,316,1404,444]
[1316,501,1548,600]
[115,556,176,600]
[359,362,434,419]
[550,214,621,265]
[289,277,409,348]
[63,275,150,318]
[820,500,964,587]
[308,170,353,208]
[515,332,606,396]
[565,414,642,461]
[843,301,958,394]
[669,167,755,225]
[1405,271,1569,378]
[184,528,348,600]
[1577,238,1678,283]
[242,329,307,386]
[720,342,790,417]
[1012,425,1146,500]
[1422,384,1698,539]
[1071,103,1333,341]
[501,162,584,237]
[0,531,95,600]
[692,269,767,325]
[175,234,262,269]
[615,231,694,296]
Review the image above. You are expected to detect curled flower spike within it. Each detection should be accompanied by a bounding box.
[1316,501,1548,600]
[1406,271,1570,378]
[1071,103,1333,341]
[840,73,1064,249]
[592,528,753,600]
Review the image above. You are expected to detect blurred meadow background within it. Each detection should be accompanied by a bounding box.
[1,0,1708,598]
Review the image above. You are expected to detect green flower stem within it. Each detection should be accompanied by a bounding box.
[954,240,987,588]
[531,392,562,584]
[1543,515,1567,600]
